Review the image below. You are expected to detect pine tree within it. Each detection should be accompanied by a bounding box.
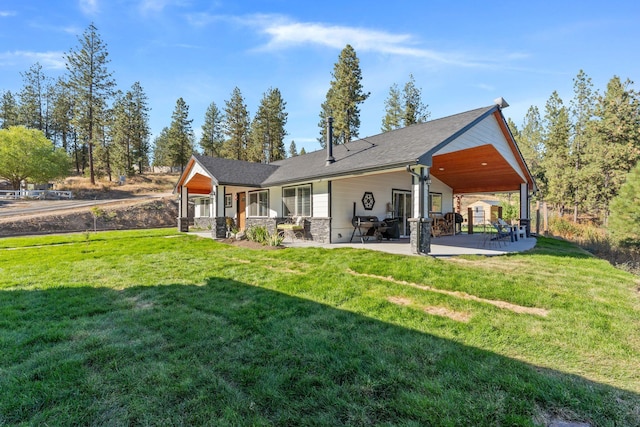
[17,63,48,132]
[199,102,224,157]
[382,75,429,132]
[608,161,640,247]
[568,70,596,220]
[288,140,297,157]
[541,91,572,213]
[318,44,369,146]
[222,87,250,161]
[403,74,430,126]
[64,23,116,184]
[168,97,194,172]
[0,91,19,129]
[381,83,402,132]
[514,106,545,196]
[93,102,113,180]
[584,76,640,219]
[248,87,288,163]
[110,82,150,175]
[152,127,172,167]
[299,147,306,155]
[49,79,77,169]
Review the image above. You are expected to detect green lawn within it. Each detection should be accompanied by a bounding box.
[0,229,638,426]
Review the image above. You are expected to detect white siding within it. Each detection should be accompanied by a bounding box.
[269,186,282,218]
[435,115,526,181]
[313,181,329,217]
[331,170,413,243]
[428,175,454,214]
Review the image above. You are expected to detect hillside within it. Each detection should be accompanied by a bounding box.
[0,174,180,237]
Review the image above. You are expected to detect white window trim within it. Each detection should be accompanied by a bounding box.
[282,184,312,217]
[248,190,269,217]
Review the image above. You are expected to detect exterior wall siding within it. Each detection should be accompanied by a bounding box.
[331,170,414,243]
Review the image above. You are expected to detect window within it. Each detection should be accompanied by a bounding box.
[283,184,311,217]
[249,190,269,217]
[197,197,211,217]
[224,194,232,208]
[429,192,442,214]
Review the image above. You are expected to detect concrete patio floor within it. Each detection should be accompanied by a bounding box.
[282,232,537,257]
[194,229,537,257]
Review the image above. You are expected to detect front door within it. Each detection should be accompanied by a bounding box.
[237,193,246,231]
[393,190,412,237]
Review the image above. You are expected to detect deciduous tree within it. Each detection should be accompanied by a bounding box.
[0,126,69,189]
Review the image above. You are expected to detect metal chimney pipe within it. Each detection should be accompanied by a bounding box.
[326,116,335,166]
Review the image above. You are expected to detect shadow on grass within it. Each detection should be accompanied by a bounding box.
[0,279,637,426]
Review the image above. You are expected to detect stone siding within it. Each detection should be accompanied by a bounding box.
[409,218,432,254]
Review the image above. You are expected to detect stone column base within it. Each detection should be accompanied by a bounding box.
[409,218,432,255]
[177,217,189,232]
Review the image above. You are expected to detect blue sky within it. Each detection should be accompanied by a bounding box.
[1,0,638,154]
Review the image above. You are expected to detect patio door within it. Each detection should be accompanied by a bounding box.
[237,193,246,231]
[392,190,412,237]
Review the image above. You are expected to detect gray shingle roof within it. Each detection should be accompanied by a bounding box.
[193,154,279,187]
[195,105,498,187]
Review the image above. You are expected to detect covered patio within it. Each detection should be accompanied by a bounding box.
[193,230,537,257]
[282,232,537,257]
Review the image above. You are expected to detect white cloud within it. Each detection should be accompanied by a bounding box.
[0,10,17,17]
[0,51,66,70]
[79,0,99,15]
[207,14,520,69]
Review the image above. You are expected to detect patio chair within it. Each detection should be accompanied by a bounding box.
[483,221,511,247]
[497,218,518,242]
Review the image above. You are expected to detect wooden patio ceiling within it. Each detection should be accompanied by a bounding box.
[185,172,212,195]
[430,144,525,194]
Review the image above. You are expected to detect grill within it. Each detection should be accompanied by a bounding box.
[350,215,389,243]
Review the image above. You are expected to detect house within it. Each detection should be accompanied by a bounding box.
[175,99,536,254]
[467,200,503,226]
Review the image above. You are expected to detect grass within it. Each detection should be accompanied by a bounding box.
[0,229,639,426]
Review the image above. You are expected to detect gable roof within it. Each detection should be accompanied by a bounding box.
[193,155,278,187]
[263,105,497,186]
[177,103,535,194]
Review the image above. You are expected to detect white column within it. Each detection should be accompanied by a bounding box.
[180,186,189,218]
[211,185,218,218]
[519,183,528,220]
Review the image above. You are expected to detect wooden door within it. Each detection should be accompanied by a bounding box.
[237,193,246,230]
